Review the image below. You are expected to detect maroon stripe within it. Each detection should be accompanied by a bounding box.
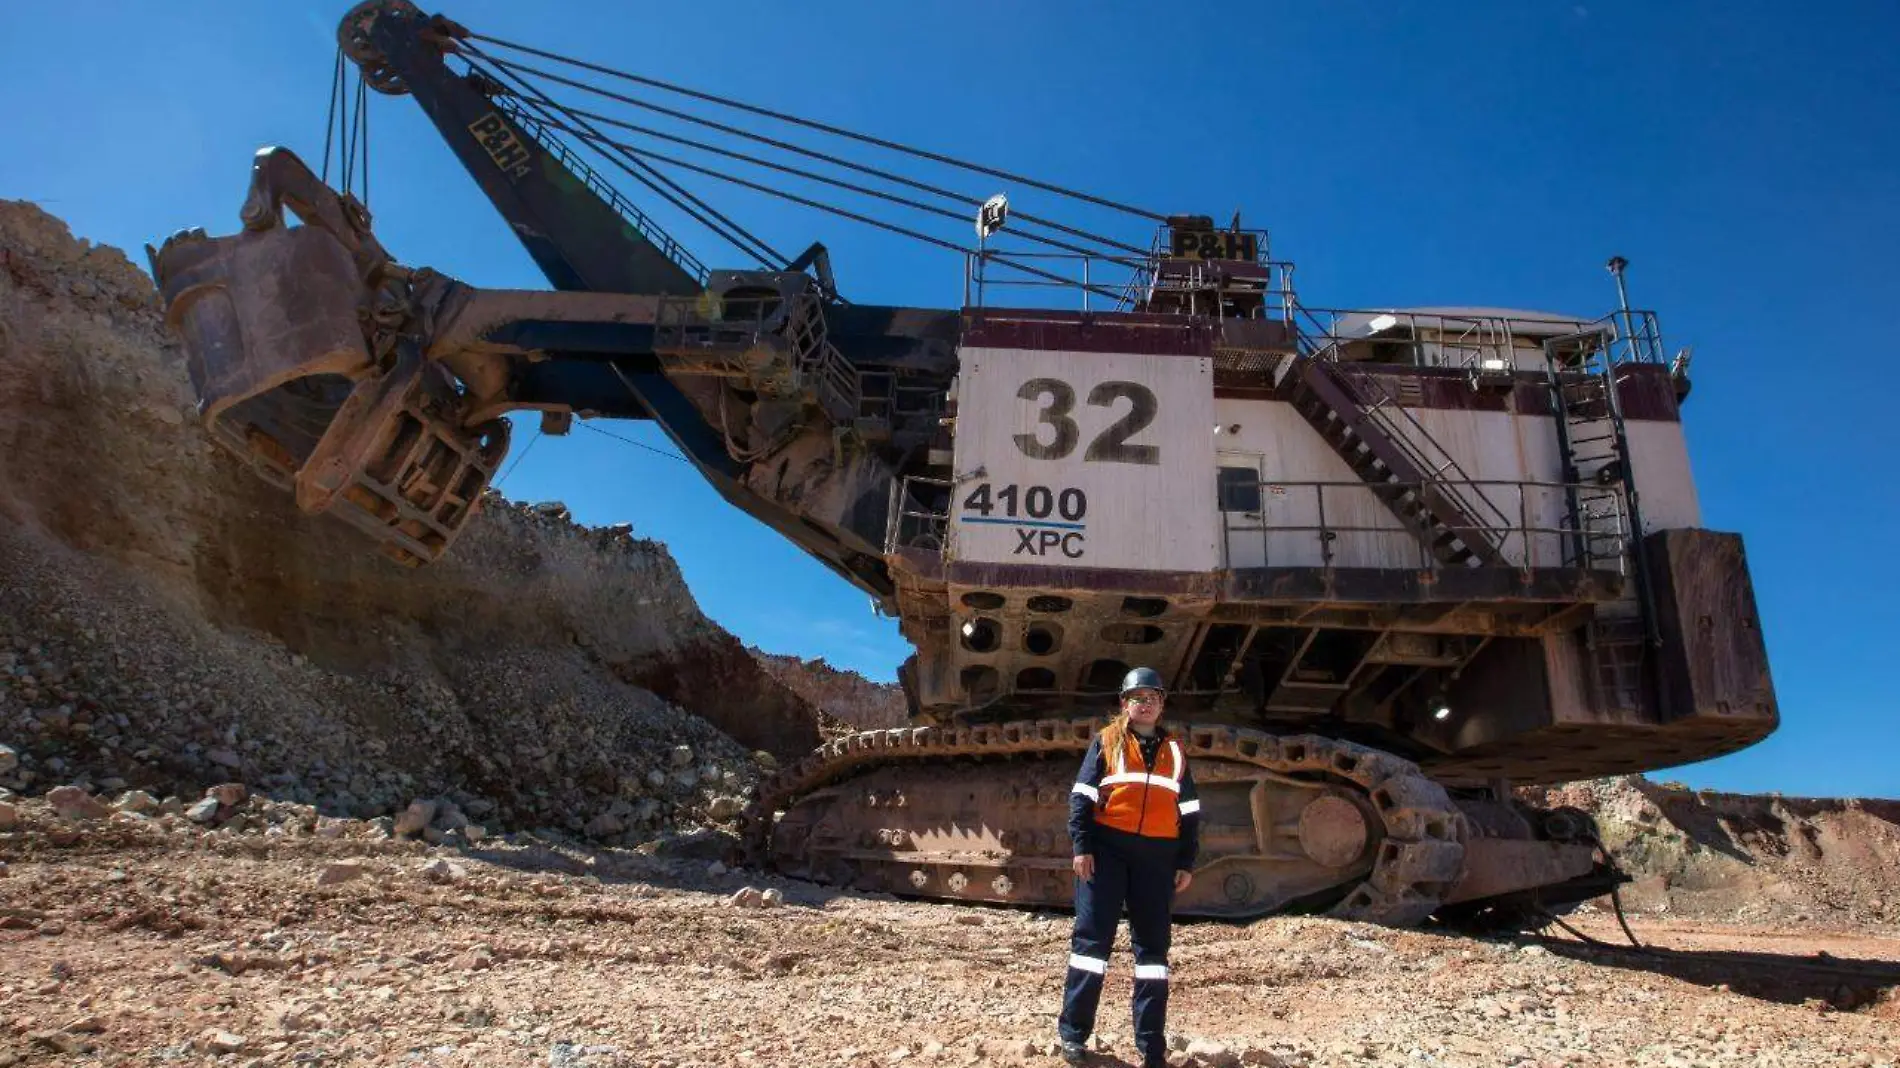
[1611,364,1683,422]
[945,560,1219,597]
[960,311,1215,357]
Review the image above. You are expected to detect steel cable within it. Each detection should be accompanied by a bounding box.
[471,51,1150,257]
[467,54,1125,301]
[526,105,1145,270]
[320,48,344,184]
[518,116,1129,303]
[579,421,689,463]
[466,32,1165,223]
[467,54,785,269]
[359,71,371,209]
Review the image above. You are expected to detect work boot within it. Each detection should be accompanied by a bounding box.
[1059,1038,1088,1064]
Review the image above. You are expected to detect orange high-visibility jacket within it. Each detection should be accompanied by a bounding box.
[1068,729,1201,867]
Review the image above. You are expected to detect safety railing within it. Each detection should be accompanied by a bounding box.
[885,475,953,555]
[961,248,1148,313]
[495,96,711,285]
[653,291,786,369]
[1214,478,1630,574]
[1128,258,1298,321]
[1291,305,1666,373]
[782,290,862,425]
[857,375,944,429]
[960,247,1298,321]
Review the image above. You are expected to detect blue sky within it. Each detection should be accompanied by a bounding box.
[4,1,1896,797]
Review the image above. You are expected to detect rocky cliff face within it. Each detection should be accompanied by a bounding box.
[750,650,907,731]
[1533,775,1900,928]
[0,200,826,842]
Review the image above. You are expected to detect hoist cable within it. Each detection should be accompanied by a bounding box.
[341,71,358,195]
[358,71,371,209]
[466,31,1166,222]
[320,48,344,184]
[473,52,1148,258]
[532,104,1145,269]
[504,114,1127,303]
[470,54,784,269]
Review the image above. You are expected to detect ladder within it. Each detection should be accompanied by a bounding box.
[1586,614,1648,712]
[1543,329,1631,571]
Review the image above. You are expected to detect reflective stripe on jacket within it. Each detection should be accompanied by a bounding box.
[1098,734,1185,838]
[1067,730,1202,870]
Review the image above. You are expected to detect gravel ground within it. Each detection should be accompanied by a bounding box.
[2,792,1897,1068]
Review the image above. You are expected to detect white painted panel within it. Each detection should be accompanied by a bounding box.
[1212,399,1417,568]
[1625,421,1702,532]
[1512,413,1572,568]
[1203,398,1694,571]
[951,348,1218,571]
[1408,408,1530,566]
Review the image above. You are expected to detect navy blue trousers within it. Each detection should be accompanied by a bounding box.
[1058,827,1176,1061]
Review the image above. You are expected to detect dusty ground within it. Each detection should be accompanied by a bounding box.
[3,805,1897,1068]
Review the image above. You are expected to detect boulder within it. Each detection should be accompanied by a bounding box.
[47,785,110,821]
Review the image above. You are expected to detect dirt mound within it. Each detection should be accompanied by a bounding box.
[1532,775,1900,928]
[0,199,826,842]
[750,649,907,731]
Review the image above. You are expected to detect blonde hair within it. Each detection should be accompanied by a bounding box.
[1098,709,1132,764]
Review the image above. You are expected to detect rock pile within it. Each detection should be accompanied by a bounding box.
[1530,774,1900,926]
[0,200,825,846]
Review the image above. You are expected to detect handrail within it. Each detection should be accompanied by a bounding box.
[1292,304,1666,371]
[1215,477,1629,574]
[962,247,1297,321]
[886,474,953,555]
[894,473,1628,574]
[495,96,711,285]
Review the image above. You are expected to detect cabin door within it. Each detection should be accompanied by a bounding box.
[1217,451,1267,569]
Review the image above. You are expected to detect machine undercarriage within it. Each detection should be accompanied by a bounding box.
[146,0,1778,928]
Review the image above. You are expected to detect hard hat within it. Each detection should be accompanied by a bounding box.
[1119,667,1166,697]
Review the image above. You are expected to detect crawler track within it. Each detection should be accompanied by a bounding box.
[743,720,1470,925]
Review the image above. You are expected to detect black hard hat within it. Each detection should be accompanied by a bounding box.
[1119,667,1166,697]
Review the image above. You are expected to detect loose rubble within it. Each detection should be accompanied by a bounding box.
[0,199,855,851]
[0,791,1896,1067]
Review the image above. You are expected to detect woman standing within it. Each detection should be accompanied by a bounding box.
[1057,667,1201,1067]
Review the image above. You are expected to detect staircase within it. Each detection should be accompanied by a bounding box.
[652,287,864,435]
[1286,356,1511,567]
[780,290,863,427]
[1544,330,1631,571]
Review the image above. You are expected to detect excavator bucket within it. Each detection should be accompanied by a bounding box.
[149,148,507,566]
